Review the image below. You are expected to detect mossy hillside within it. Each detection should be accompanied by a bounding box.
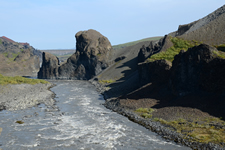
[148,37,225,62]
[99,79,116,84]
[155,117,225,145]
[135,108,155,118]
[148,37,200,62]
[0,39,2,45]
[0,74,49,85]
[135,107,225,145]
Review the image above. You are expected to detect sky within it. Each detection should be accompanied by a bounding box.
[0,0,224,50]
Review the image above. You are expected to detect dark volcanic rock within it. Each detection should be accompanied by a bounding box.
[170,44,225,96]
[138,35,173,63]
[138,59,172,86]
[38,52,59,79]
[38,29,113,80]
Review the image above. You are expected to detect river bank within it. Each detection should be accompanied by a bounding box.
[0,83,55,111]
[90,80,225,150]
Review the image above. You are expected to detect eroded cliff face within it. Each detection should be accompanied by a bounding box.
[38,29,113,80]
[138,44,225,96]
[170,44,225,95]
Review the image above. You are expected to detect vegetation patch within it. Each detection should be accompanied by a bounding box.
[148,37,201,62]
[215,44,225,52]
[0,39,2,45]
[2,52,21,61]
[135,108,155,118]
[99,79,116,84]
[152,117,225,145]
[0,74,49,85]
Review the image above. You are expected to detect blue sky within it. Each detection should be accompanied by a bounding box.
[0,0,224,50]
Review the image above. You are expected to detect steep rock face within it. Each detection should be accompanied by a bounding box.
[38,52,59,79]
[38,29,113,80]
[138,35,173,63]
[138,59,172,86]
[170,44,225,96]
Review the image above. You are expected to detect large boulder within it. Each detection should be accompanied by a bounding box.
[170,44,225,96]
[38,29,113,80]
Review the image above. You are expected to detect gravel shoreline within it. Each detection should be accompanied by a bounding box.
[90,80,225,150]
[0,83,56,111]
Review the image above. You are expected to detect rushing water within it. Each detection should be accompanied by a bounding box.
[0,80,191,150]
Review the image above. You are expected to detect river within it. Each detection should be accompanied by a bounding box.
[0,80,191,150]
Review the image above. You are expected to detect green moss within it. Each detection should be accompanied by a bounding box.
[0,39,2,45]
[216,44,225,52]
[148,37,200,62]
[135,108,155,119]
[99,79,116,84]
[0,74,49,85]
[2,52,21,61]
[153,117,225,144]
[212,50,225,59]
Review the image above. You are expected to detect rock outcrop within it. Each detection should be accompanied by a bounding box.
[0,36,42,76]
[139,44,225,96]
[138,35,173,63]
[38,29,113,80]
[38,52,59,79]
[170,44,225,96]
[138,60,172,86]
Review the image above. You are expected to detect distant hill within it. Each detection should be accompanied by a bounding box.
[0,36,42,76]
[112,36,162,50]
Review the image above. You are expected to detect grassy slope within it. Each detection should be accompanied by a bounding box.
[148,37,225,62]
[112,36,162,50]
[0,74,49,85]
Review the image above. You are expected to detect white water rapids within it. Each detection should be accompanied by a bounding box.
[0,80,191,150]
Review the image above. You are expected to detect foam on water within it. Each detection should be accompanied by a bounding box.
[0,80,191,150]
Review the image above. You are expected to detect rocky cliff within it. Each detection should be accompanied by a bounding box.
[170,44,225,96]
[138,44,225,95]
[38,29,113,80]
[0,36,42,77]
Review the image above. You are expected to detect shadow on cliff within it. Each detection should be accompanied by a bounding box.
[120,82,225,120]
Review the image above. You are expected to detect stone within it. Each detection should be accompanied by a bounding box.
[38,29,113,80]
[38,52,59,79]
